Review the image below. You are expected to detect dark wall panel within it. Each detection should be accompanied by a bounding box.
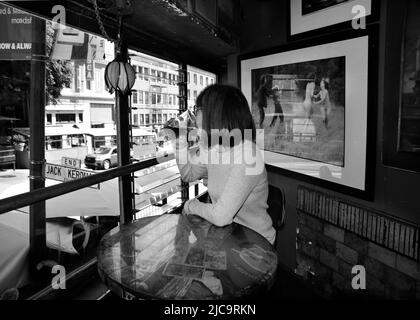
[226,0,420,270]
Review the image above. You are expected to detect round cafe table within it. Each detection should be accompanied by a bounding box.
[97,213,278,300]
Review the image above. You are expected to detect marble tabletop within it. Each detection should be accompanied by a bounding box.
[97,213,278,300]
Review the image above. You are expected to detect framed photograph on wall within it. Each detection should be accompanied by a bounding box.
[383,0,420,172]
[288,0,378,40]
[239,29,378,199]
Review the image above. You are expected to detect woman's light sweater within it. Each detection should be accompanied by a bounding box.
[175,137,276,245]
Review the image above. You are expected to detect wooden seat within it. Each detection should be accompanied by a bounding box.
[267,185,286,248]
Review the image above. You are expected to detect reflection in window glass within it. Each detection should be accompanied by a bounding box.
[399,0,420,152]
[0,3,215,298]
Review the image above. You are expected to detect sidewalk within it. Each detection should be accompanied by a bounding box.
[0,163,181,218]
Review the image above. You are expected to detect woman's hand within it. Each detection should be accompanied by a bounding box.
[164,125,188,153]
[183,198,200,215]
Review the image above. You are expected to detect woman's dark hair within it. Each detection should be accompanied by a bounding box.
[196,84,256,148]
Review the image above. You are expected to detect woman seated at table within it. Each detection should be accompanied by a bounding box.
[173,84,276,245]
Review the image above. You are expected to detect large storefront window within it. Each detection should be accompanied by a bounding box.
[0,2,213,299]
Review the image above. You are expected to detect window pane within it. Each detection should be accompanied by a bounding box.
[56,113,76,123]
[187,66,216,109]
[132,91,138,104]
[139,90,144,104]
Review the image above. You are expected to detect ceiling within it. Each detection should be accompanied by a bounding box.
[6,0,240,74]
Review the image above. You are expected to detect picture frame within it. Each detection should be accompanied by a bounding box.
[383,0,420,172]
[239,28,378,199]
[288,0,379,41]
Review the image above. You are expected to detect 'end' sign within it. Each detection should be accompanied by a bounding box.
[61,157,81,169]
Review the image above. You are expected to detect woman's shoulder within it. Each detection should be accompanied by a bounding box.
[232,140,266,175]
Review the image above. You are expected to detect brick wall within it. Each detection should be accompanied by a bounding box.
[296,187,420,300]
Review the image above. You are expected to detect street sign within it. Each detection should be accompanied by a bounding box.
[86,60,94,81]
[61,157,81,169]
[0,4,33,60]
[45,163,93,182]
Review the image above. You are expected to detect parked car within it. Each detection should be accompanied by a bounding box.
[84,146,133,170]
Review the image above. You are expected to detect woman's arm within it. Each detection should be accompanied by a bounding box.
[185,161,261,227]
[174,136,207,182]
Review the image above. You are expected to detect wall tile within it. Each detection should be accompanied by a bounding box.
[316,233,336,254]
[324,224,345,243]
[344,231,369,257]
[338,260,353,279]
[301,239,320,259]
[385,267,416,292]
[320,249,339,272]
[299,225,317,241]
[417,281,420,300]
[361,256,386,282]
[366,273,385,297]
[396,255,420,280]
[332,272,346,291]
[305,215,323,233]
[368,243,396,268]
[336,242,358,265]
